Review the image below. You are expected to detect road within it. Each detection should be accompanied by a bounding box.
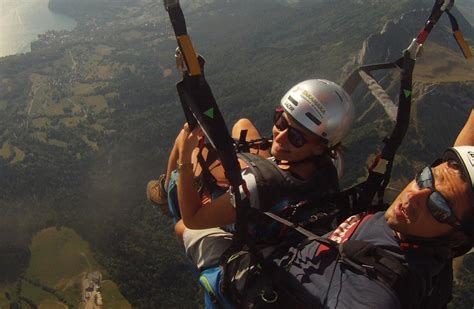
[80,272,103,309]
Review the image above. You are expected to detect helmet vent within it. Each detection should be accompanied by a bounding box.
[305,112,321,126]
[288,96,299,106]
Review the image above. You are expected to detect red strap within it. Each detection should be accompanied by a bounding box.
[399,242,420,251]
[368,153,382,172]
[316,213,373,256]
[416,29,430,44]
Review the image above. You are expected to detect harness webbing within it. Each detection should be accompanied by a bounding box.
[263,211,338,249]
[164,0,252,247]
[342,0,471,212]
[421,0,471,59]
[445,10,473,58]
[342,54,413,212]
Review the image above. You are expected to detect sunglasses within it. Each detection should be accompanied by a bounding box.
[415,166,461,229]
[273,109,308,148]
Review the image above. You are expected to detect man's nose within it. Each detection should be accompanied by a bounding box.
[274,128,290,144]
[412,186,432,206]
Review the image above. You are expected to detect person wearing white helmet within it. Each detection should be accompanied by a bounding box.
[144,79,351,285]
[278,79,354,178]
[280,79,354,149]
[174,79,354,232]
[147,78,355,230]
[161,79,354,307]
[201,110,472,309]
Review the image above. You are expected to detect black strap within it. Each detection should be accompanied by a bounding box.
[196,145,224,195]
[164,1,252,248]
[445,10,473,58]
[338,240,409,291]
[341,0,470,212]
[235,130,250,153]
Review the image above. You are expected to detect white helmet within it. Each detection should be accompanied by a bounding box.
[443,146,474,251]
[280,79,355,148]
[443,146,474,192]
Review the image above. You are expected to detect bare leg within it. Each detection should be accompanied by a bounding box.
[166,118,269,189]
[168,119,269,236]
[174,219,186,241]
[165,140,179,190]
[232,118,271,158]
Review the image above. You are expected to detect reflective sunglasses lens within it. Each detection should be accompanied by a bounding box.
[416,167,434,189]
[428,192,452,223]
[287,129,306,148]
[273,111,307,148]
[274,112,287,131]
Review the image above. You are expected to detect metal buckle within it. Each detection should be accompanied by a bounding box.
[259,290,278,303]
[175,47,185,72]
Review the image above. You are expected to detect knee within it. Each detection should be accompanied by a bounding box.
[174,220,186,241]
[232,118,255,138]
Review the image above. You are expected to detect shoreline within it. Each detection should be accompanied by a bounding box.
[0,0,77,59]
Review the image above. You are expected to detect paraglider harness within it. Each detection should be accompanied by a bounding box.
[163,0,471,307]
[195,133,273,196]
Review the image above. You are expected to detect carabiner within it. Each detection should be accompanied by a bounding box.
[175,47,185,72]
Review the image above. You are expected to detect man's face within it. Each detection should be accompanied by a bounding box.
[385,161,472,239]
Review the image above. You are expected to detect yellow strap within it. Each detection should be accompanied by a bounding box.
[177,35,202,75]
[454,30,473,59]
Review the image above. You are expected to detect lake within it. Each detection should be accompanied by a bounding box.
[0,0,76,58]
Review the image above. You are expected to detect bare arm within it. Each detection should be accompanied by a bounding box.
[454,109,474,147]
[177,124,236,229]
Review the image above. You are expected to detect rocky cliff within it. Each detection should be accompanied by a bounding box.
[340,4,474,188]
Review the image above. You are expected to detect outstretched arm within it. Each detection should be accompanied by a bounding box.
[454,109,474,147]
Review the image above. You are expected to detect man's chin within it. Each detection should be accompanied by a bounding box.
[385,210,400,230]
[272,149,289,160]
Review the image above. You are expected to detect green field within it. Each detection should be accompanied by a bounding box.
[0,227,131,308]
[0,141,12,159]
[414,42,474,82]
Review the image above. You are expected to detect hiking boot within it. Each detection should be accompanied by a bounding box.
[146,174,171,218]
